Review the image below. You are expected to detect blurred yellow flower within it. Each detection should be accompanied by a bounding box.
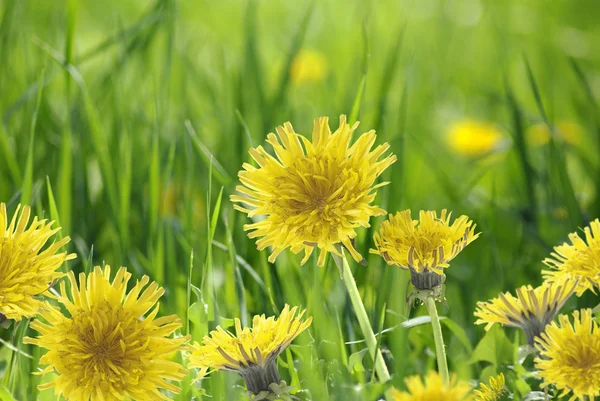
[535,309,600,401]
[188,305,312,394]
[527,121,583,147]
[231,115,396,267]
[473,373,507,401]
[371,210,479,289]
[391,371,472,401]
[290,50,328,85]
[447,120,503,157]
[474,280,576,345]
[159,179,205,223]
[0,203,75,321]
[542,218,600,296]
[25,266,188,401]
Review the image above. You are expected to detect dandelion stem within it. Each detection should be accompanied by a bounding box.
[424,296,449,383]
[332,250,392,396]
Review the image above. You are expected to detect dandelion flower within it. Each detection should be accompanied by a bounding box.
[188,305,312,395]
[447,120,503,157]
[371,209,479,290]
[0,203,75,321]
[542,218,600,296]
[231,115,396,267]
[473,373,508,401]
[24,266,188,401]
[290,50,328,85]
[527,121,583,147]
[391,371,472,401]
[535,309,600,401]
[474,280,576,345]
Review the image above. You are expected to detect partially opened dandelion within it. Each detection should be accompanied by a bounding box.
[188,305,312,398]
[542,218,600,296]
[473,373,509,401]
[231,115,396,267]
[535,309,600,401]
[474,280,577,346]
[391,371,472,401]
[371,209,479,296]
[371,209,479,383]
[24,266,188,401]
[0,203,75,322]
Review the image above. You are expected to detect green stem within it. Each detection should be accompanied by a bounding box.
[424,297,449,383]
[332,252,392,394]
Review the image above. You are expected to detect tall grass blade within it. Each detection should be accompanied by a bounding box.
[21,64,46,206]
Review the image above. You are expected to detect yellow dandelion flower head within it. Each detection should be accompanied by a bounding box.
[535,309,600,401]
[391,371,472,401]
[231,115,396,267]
[371,209,479,275]
[0,203,75,321]
[474,280,576,345]
[473,373,507,401]
[542,218,600,296]
[447,120,503,157]
[527,121,583,147]
[24,266,188,401]
[189,305,311,379]
[290,50,328,85]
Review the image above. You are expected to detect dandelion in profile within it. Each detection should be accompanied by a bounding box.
[474,280,576,345]
[542,218,600,296]
[391,371,471,401]
[447,120,503,157]
[24,266,188,401]
[188,305,312,397]
[535,309,600,401]
[0,203,75,322]
[290,50,328,85]
[231,115,396,267]
[371,209,479,293]
[473,373,509,401]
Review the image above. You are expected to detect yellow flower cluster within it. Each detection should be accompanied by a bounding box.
[10,112,594,401]
[474,216,600,400]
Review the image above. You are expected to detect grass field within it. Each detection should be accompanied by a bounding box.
[1,0,600,400]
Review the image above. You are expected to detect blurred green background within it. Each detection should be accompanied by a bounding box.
[1,0,600,399]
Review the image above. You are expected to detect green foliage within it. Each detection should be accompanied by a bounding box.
[1,0,600,400]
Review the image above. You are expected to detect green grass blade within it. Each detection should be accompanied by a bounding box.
[184,120,231,187]
[349,75,367,126]
[524,59,583,227]
[0,124,21,185]
[21,64,46,206]
[149,129,160,233]
[373,25,405,134]
[505,79,538,228]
